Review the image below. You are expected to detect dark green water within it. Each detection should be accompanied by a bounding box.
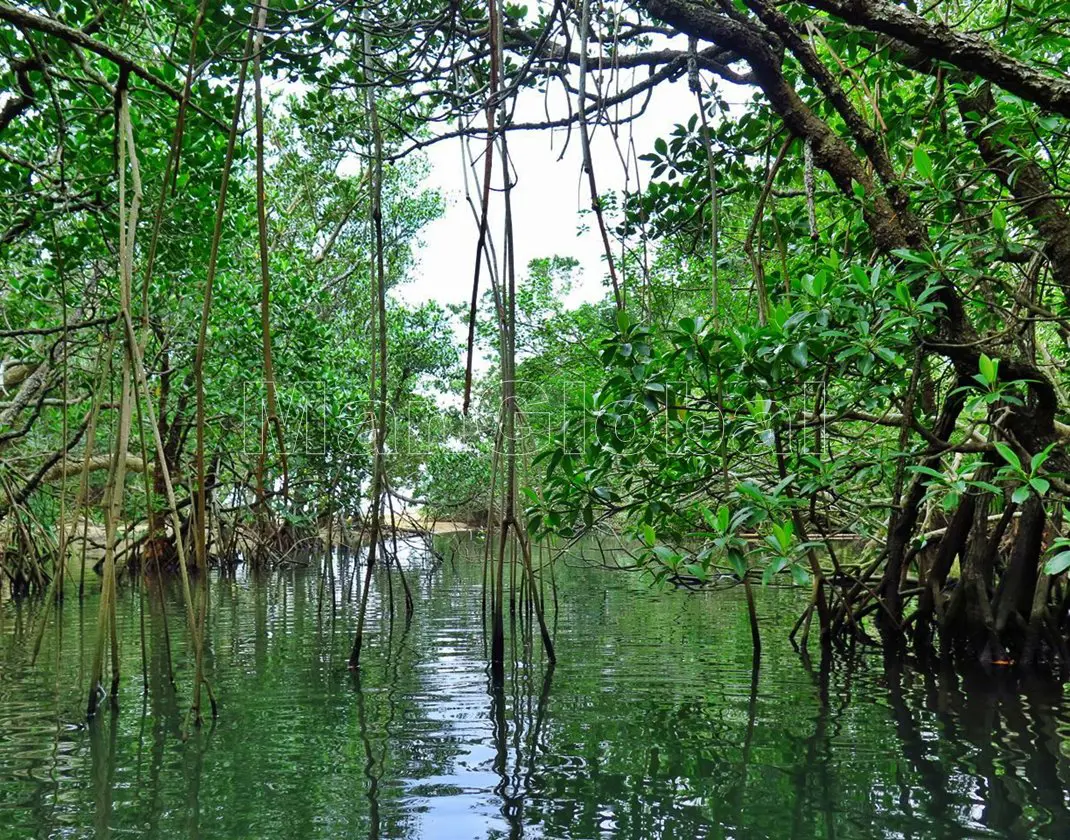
[3,536,1070,839]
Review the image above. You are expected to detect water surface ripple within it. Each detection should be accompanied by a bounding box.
[2,537,1070,839]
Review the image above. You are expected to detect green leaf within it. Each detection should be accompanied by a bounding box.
[913,145,933,180]
[893,282,911,310]
[1030,443,1055,474]
[685,563,707,581]
[737,482,766,503]
[771,520,793,549]
[978,353,997,385]
[993,442,1022,472]
[1044,551,1070,576]
[642,524,656,547]
[992,206,1006,233]
[652,545,679,567]
[908,465,947,481]
[891,248,933,266]
[875,346,899,365]
[1030,477,1050,496]
[790,565,810,587]
[1012,485,1031,504]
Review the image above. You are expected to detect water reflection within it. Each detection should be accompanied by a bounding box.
[2,538,1070,838]
[352,667,380,840]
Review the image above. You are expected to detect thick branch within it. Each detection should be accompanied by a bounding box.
[958,84,1070,310]
[807,0,1070,118]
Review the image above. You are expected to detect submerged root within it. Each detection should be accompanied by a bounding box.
[823,509,1068,673]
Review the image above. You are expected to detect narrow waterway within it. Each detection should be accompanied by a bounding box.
[2,535,1070,839]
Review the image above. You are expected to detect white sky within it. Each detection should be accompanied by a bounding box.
[397,75,702,311]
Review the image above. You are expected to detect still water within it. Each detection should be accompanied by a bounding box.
[3,535,1070,839]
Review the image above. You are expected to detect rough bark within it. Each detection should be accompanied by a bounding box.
[913,490,976,649]
[994,495,1044,637]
